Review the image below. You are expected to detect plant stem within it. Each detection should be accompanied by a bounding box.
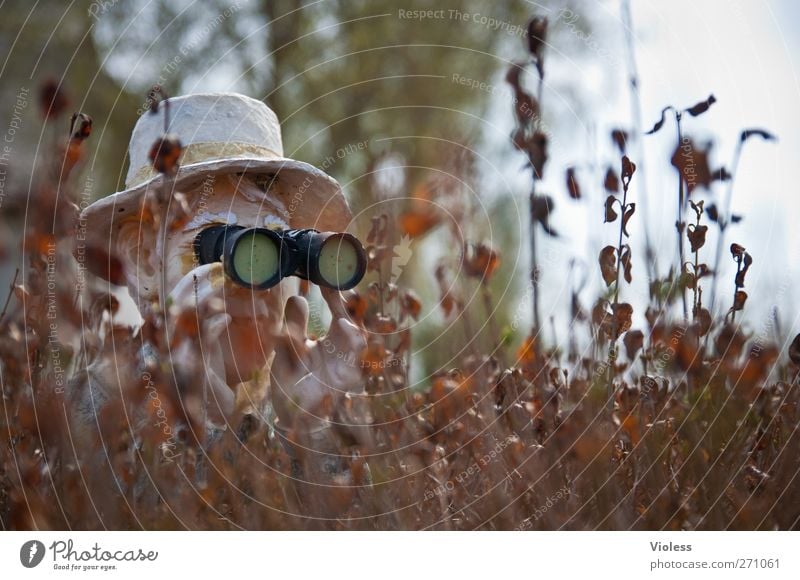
[621,0,657,283]
[693,248,700,316]
[482,282,504,367]
[613,186,629,308]
[691,210,700,317]
[731,257,742,324]
[709,142,743,315]
[608,167,632,413]
[530,189,540,333]
[530,65,545,334]
[675,111,688,320]
[0,268,19,323]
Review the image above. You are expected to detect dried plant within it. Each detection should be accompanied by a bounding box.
[646,94,717,318]
[707,129,777,314]
[1,22,798,534]
[507,15,551,335]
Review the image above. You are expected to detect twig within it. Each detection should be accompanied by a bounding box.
[620,0,657,283]
[613,174,631,307]
[709,142,742,315]
[530,71,544,334]
[730,254,742,324]
[675,111,688,320]
[0,268,20,323]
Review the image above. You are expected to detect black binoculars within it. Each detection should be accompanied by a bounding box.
[193,225,367,291]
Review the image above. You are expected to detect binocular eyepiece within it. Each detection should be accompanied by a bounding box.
[193,225,367,291]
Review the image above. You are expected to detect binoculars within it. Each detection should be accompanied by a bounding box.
[193,225,367,290]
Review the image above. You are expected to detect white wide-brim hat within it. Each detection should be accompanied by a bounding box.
[81,92,351,239]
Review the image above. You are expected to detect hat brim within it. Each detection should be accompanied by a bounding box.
[82,156,352,240]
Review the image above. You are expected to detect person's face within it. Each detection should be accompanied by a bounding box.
[163,173,298,385]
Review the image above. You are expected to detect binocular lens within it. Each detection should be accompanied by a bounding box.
[229,230,280,288]
[317,234,363,290]
[195,225,291,290]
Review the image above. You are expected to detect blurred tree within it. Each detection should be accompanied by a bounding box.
[0,0,139,290]
[92,0,536,202]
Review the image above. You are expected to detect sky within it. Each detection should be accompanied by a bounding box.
[478,0,800,347]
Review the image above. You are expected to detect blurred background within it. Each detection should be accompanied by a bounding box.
[1,0,798,381]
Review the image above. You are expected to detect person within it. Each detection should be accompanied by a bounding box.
[73,93,367,494]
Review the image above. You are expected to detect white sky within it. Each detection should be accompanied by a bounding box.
[479,0,800,345]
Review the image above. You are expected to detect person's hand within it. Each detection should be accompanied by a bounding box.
[167,262,269,426]
[269,287,366,433]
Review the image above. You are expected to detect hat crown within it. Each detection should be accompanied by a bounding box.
[126,93,284,188]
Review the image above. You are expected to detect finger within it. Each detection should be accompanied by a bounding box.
[320,286,349,320]
[326,317,367,356]
[284,295,309,335]
[271,299,312,382]
[321,318,366,392]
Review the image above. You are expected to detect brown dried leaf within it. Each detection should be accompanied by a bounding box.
[735,252,753,288]
[612,303,633,335]
[517,335,537,366]
[713,167,732,182]
[671,138,712,193]
[623,329,644,360]
[527,16,548,59]
[63,113,94,180]
[687,224,708,252]
[360,341,387,377]
[604,195,618,223]
[622,203,635,237]
[84,245,126,286]
[345,292,368,323]
[645,106,672,135]
[463,243,500,280]
[531,194,557,236]
[716,323,746,357]
[604,167,619,193]
[789,334,800,366]
[400,290,422,321]
[400,210,440,238]
[599,246,617,287]
[69,112,93,141]
[526,131,549,178]
[731,290,748,312]
[620,246,633,283]
[148,134,182,176]
[695,307,712,336]
[566,167,581,200]
[611,129,629,154]
[39,78,68,119]
[571,292,586,321]
[684,94,716,117]
[516,92,538,126]
[592,298,611,327]
[740,128,777,144]
[505,63,523,90]
[706,203,719,223]
[621,155,636,186]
